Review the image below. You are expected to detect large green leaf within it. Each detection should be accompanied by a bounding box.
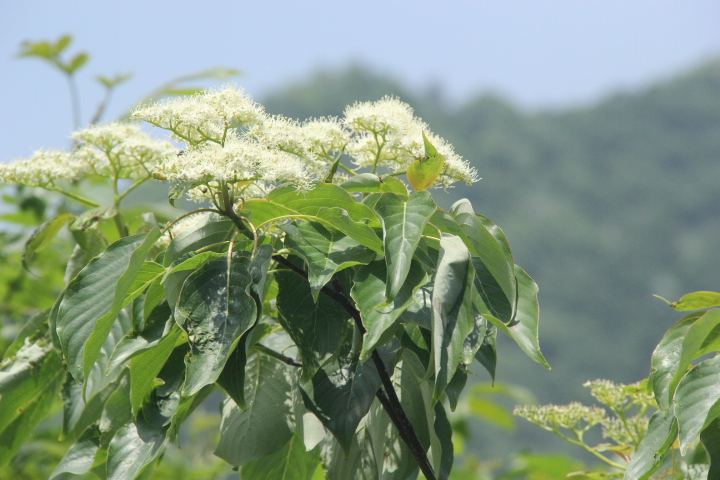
[217,330,253,409]
[214,355,295,466]
[654,309,720,413]
[374,191,437,301]
[56,229,160,381]
[300,343,396,454]
[240,431,320,480]
[269,182,379,223]
[432,235,476,403]
[449,200,516,317]
[285,222,375,302]
[175,252,257,396]
[649,312,704,412]
[0,340,64,465]
[478,266,550,369]
[433,401,454,480]
[624,411,678,480]
[351,260,428,361]
[275,267,350,380]
[674,355,720,454]
[106,417,167,480]
[664,291,720,311]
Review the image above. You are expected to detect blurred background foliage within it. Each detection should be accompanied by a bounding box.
[2,51,719,478]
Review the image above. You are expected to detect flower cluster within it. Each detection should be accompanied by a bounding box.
[513,402,607,432]
[3,85,480,204]
[0,122,174,188]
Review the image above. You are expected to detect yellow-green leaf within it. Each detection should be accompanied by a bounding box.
[406,132,444,192]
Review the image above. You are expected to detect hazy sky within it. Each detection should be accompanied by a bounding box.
[2,1,720,161]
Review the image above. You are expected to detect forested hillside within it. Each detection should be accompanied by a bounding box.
[263,61,720,455]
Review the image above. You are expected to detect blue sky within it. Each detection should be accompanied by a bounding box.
[2,1,720,161]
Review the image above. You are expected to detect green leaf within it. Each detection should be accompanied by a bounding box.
[432,235,476,403]
[479,266,550,369]
[106,417,167,480]
[701,417,720,480]
[66,52,89,74]
[130,325,182,415]
[650,312,704,412]
[83,228,161,380]
[275,267,350,380]
[624,411,678,480]
[240,431,321,480]
[217,332,252,409]
[175,253,257,396]
[214,355,295,467]
[675,355,720,454]
[106,303,171,373]
[300,343,396,454]
[285,222,375,302]
[56,230,160,381]
[314,207,384,255]
[474,323,498,383]
[340,173,408,196]
[22,212,73,268]
[670,291,720,311]
[374,191,437,301]
[406,132,445,192]
[50,427,101,478]
[351,260,428,361]
[269,182,379,223]
[433,401,454,480]
[449,200,516,317]
[667,309,720,410]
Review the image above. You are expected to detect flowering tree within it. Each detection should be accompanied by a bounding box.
[0,80,548,480]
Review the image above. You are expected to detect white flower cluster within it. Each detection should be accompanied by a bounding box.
[157,132,313,201]
[343,96,479,187]
[3,85,480,202]
[601,415,649,446]
[0,122,174,188]
[132,85,265,145]
[513,402,607,432]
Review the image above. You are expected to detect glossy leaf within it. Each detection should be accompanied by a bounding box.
[449,200,516,317]
[374,191,437,301]
[275,267,349,380]
[217,331,253,409]
[624,411,678,480]
[285,222,375,302]
[240,431,320,480]
[56,230,159,381]
[479,266,550,369]
[106,417,167,480]
[50,427,101,478]
[351,259,428,361]
[658,309,720,413]
[105,304,171,374]
[175,253,257,396]
[674,355,720,453]
[300,343,396,453]
[269,182,378,223]
[431,235,476,403]
[215,355,295,466]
